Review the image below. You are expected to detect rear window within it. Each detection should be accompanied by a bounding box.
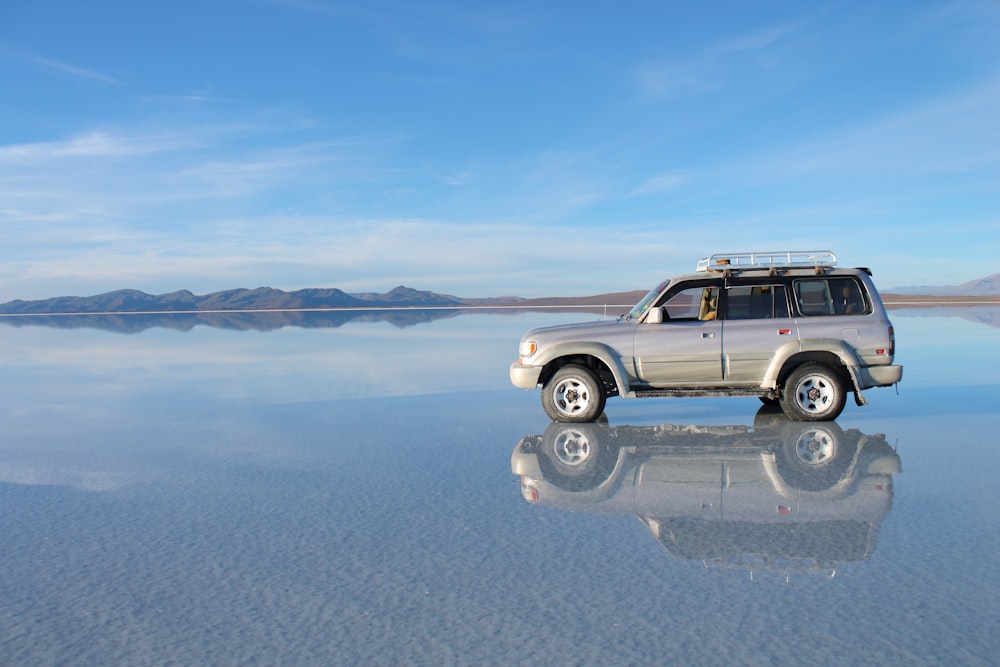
[794,278,869,316]
[725,285,790,320]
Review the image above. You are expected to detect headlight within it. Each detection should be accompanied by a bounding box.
[519,340,537,358]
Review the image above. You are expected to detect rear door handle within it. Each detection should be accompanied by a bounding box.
[702,332,716,339]
[778,329,792,336]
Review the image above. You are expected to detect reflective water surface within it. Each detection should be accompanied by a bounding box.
[514,416,901,578]
[1,308,998,665]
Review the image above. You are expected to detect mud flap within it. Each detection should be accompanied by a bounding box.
[846,366,868,406]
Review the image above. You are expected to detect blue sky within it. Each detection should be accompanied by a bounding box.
[1,0,998,300]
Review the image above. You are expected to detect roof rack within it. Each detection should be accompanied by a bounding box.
[696,250,837,273]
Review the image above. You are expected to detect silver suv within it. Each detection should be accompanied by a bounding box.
[510,251,902,422]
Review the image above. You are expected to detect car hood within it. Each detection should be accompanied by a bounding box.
[523,318,634,345]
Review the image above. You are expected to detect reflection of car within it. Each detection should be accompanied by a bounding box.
[512,411,901,577]
[510,250,902,422]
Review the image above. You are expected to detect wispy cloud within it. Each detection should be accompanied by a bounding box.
[174,144,340,197]
[253,0,537,66]
[634,21,805,97]
[630,170,689,197]
[12,51,120,85]
[0,131,165,163]
[0,213,672,300]
[0,126,375,220]
[708,22,805,58]
[713,76,1000,185]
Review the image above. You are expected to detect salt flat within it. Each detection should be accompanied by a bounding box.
[0,309,997,666]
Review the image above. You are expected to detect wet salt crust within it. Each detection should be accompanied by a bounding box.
[0,309,997,665]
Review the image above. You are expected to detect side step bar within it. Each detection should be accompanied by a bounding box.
[633,388,771,399]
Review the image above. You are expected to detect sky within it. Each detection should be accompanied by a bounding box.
[1,0,999,301]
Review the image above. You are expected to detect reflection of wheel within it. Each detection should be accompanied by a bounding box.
[536,422,618,491]
[790,426,838,466]
[759,396,781,407]
[776,421,854,491]
[545,424,602,477]
[780,363,846,421]
[542,365,606,422]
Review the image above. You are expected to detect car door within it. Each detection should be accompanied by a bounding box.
[720,281,798,383]
[633,282,724,385]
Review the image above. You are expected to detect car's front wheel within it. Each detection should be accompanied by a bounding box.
[541,364,606,422]
[780,363,846,421]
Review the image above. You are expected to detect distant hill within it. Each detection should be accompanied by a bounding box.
[888,273,1000,296]
[0,285,644,315]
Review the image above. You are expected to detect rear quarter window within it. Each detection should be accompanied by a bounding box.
[794,278,870,316]
[725,284,790,320]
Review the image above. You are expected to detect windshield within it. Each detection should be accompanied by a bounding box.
[627,279,670,320]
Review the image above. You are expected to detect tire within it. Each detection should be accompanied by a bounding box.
[541,364,606,422]
[780,363,846,422]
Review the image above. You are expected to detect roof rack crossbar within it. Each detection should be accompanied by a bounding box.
[696,250,836,273]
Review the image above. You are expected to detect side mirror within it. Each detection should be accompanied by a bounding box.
[645,307,666,324]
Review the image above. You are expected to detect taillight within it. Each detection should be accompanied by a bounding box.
[888,325,895,356]
[520,477,538,503]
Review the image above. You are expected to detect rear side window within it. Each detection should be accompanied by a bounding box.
[794,278,869,316]
[725,285,790,320]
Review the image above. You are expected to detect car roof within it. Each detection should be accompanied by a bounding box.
[666,266,868,283]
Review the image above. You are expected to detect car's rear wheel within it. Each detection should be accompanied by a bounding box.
[780,363,846,421]
[541,364,606,422]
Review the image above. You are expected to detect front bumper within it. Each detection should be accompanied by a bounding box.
[510,360,543,389]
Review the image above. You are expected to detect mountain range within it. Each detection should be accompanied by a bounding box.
[886,273,1000,296]
[0,285,503,314]
[0,285,645,315]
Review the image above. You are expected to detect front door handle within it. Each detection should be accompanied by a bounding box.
[702,332,716,339]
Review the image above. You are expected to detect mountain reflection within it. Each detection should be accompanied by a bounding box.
[0,309,473,333]
[512,410,901,578]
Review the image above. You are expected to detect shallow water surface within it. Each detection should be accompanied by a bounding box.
[0,308,997,665]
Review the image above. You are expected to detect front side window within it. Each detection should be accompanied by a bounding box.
[661,286,720,321]
[794,278,869,316]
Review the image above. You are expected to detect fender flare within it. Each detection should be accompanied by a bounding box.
[762,340,863,390]
[533,342,635,396]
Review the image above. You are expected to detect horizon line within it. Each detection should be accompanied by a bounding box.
[1,298,998,318]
